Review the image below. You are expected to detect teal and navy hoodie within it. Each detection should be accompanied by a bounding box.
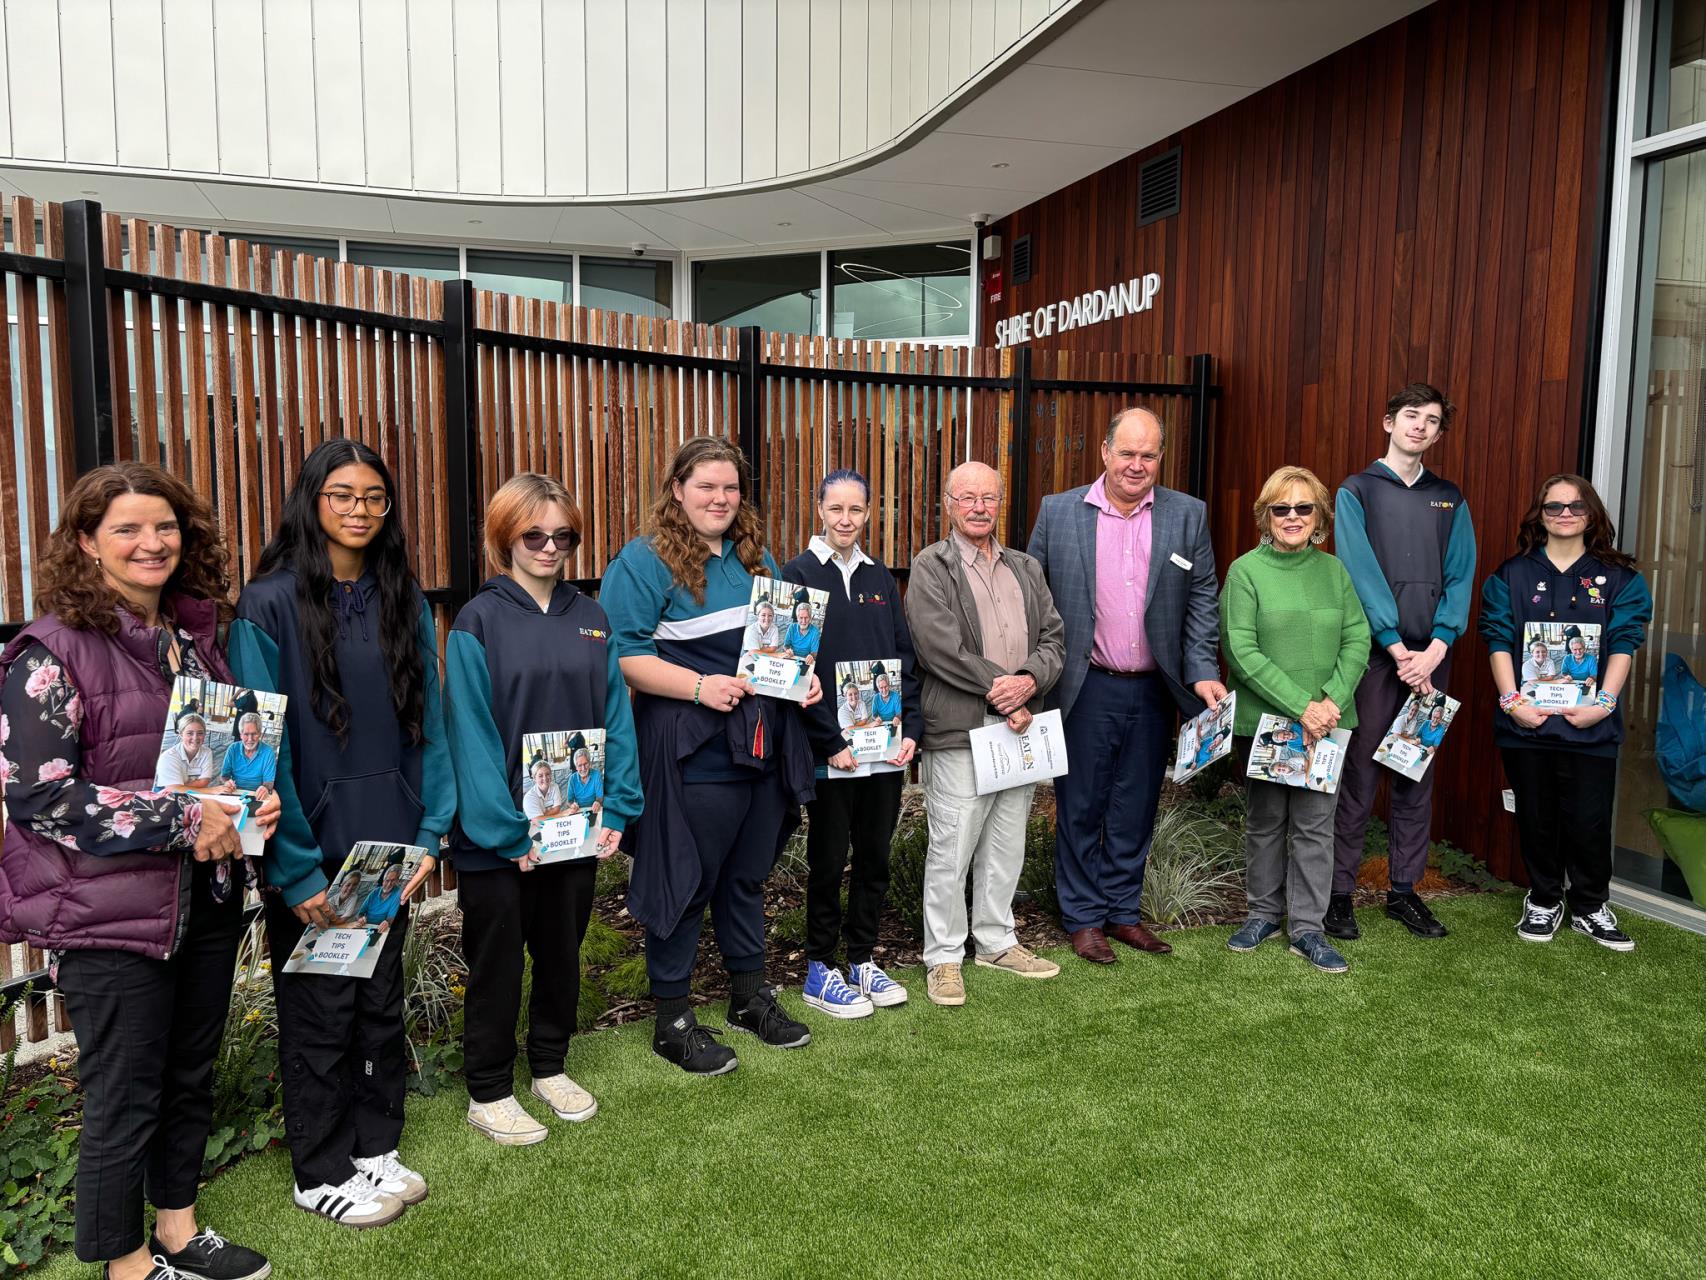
[444,575,641,871]
[230,568,456,907]
[1479,547,1652,756]
[1335,461,1476,651]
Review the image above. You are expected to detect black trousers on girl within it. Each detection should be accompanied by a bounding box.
[460,859,595,1104]
[263,890,409,1191]
[805,771,903,966]
[57,864,243,1262]
[1500,745,1618,915]
[645,771,789,999]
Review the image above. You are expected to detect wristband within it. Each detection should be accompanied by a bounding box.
[1596,690,1618,711]
[1497,690,1525,712]
[693,674,705,706]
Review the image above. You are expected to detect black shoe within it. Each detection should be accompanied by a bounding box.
[652,1010,738,1075]
[1323,893,1359,940]
[148,1228,271,1280]
[1570,905,1635,952]
[1516,892,1564,942]
[1385,891,1447,938]
[726,986,812,1049]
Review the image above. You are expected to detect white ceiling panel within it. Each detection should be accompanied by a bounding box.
[0,167,224,221]
[386,199,562,241]
[199,183,398,233]
[621,204,750,251]
[546,205,663,247]
[822,176,1044,221]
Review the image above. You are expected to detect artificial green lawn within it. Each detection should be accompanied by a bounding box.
[38,892,1706,1279]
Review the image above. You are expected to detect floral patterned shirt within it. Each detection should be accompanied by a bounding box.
[1,638,206,856]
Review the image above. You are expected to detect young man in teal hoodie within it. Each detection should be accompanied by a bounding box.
[1328,384,1476,941]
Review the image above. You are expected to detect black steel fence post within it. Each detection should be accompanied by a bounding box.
[737,325,762,491]
[442,280,482,606]
[1008,345,1034,547]
[62,200,115,471]
[1187,353,1213,499]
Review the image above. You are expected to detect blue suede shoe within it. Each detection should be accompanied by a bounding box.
[1289,931,1349,973]
[1227,918,1282,952]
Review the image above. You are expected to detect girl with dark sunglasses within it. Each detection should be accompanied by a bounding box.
[444,473,640,1144]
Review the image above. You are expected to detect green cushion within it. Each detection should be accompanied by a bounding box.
[1645,808,1706,910]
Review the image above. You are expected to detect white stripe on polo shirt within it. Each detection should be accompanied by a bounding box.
[654,604,748,641]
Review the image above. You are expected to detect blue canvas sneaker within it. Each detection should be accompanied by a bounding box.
[848,959,909,1007]
[801,961,874,1019]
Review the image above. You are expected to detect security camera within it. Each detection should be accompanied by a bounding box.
[971,213,991,229]
[630,242,647,257]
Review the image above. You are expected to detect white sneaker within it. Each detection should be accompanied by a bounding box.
[293,1173,406,1228]
[467,1095,549,1146]
[531,1074,598,1122]
[353,1150,429,1204]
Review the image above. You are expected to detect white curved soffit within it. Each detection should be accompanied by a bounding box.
[0,0,1085,205]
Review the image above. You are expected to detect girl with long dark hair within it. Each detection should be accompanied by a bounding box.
[1481,473,1651,951]
[600,436,821,1075]
[445,473,641,1145]
[229,439,455,1227]
[0,463,273,1280]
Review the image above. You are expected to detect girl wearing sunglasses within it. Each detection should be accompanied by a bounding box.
[444,473,640,1145]
[1481,473,1651,951]
[1220,466,1369,974]
[230,439,455,1228]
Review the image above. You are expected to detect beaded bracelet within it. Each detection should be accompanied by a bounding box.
[1596,690,1618,711]
[693,674,705,706]
[1498,690,1526,712]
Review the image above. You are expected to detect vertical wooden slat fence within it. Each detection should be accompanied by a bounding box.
[0,199,1216,1044]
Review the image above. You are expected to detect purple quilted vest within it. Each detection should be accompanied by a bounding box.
[0,595,230,959]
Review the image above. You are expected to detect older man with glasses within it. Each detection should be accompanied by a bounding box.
[1027,407,1225,966]
[904,462,1066,1006]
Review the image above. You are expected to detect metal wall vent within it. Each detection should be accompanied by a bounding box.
[1138,147,1182,226]
[1011,233,1033,284]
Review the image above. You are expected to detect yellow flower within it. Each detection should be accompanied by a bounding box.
[243,1009,262,1024]
[450,984,466,999]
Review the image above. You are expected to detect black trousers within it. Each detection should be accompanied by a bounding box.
[57,865,242,1262]
[1500,745,1619,915]
[645,772,789,999]
[263,890,409,1190]
[805,772,903,965]
[460,859,595,1104]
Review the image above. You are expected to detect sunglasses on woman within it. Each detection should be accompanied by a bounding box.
[1268,503,1316,517]
[520,528,577,551]
[1541,501,1588,516]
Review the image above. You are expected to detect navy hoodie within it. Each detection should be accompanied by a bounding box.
[444,575,641,871]
[1479,548,1652,756]
[230,568,456,907]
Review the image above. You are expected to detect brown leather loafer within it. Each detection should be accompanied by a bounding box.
[1069,927,1116,965]
[1107,921,1173,955]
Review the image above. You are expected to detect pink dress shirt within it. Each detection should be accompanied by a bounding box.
[1085,474,1155,672]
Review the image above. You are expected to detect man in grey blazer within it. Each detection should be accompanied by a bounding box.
[1027,407,1225,965]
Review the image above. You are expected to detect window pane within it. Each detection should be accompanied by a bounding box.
[465,249,575,303]
[347,242,460,280]
[1610,149,1706,905]
[244,232,338,260]
[829,242,973,340]
[694,254,820,333]
[1650,0,1706,134]
[580,257,673,319]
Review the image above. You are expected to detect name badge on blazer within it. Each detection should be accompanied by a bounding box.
[1169,553,1193,571]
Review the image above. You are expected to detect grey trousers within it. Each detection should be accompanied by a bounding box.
[1244,776,1339,939]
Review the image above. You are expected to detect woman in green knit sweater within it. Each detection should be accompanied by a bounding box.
[1219,466,1370,973]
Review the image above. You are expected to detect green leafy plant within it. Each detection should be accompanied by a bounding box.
[886,810,930,941]
[0,986,79,1272]
[1429,839,1509,890]
[1016,814,1060,918]
[402,906,468,1096]
[203,917,285,1176]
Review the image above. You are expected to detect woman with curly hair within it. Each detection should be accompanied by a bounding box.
[0,463,274,1280]
[228,439,454,1228]
[600,436,822,1075]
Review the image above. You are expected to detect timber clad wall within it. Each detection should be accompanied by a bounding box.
[981,0,1617,879]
